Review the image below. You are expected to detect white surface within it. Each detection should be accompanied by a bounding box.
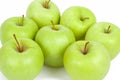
[0,0,120,80]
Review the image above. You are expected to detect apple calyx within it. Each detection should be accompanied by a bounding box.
[80,17,89,21]
[51,20,59,31]
[13,34,23,53]
[104,25,111,33]
[81,41,89,55]
[17,15,24,26]
[42,0,50,9]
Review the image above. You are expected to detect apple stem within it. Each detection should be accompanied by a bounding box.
[105,25,111,33]
[51,20,59,30]
[80,17,89,21]
[82,42,89,55]
[43,0,50,9]
[18,15,24,26]
[13,34,23,53]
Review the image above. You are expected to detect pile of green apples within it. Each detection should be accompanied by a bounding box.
[0,0,120,80]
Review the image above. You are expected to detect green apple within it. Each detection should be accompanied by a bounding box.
[35,21,75,67]
[0,34,44,80]
[0,15,38,44]
[60,6,96,40]
[85,22,120,60]
[26,0,60,28]
[64,41,110,80]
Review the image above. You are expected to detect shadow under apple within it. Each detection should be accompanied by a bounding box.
[35,66,71,80]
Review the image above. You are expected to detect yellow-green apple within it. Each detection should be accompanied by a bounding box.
[60,6,96,40]
[0,34,44,80]
[85,22,120,60]
[64,41,110,80]
[26,0,60,28]
[0,15,38,44]
[35,21,75,67]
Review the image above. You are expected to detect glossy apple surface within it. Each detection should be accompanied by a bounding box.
[60,6,96,40]
[85,22,120,60]
[26,0,60,28]
[64,41,110,80]
[35,24,75,67]
[0,16,38,44]
[0,38,44,80]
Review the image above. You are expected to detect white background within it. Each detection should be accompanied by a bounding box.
[0,0,120,80]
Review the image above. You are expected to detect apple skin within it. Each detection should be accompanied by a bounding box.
[85,22,120,60]
[0,16,38,44]
[0,38,44,80]
[64,41,110,80]
[35,25,75,67]
[60,6,96,40]
[26,0,60,28]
